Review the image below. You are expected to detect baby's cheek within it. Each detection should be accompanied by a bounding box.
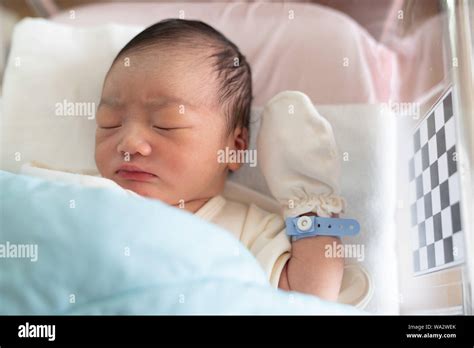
[160,148,189,173]
[179,149,215,178]
[200,149,226,180]
[94,144,109,175]
[95,134,117,167]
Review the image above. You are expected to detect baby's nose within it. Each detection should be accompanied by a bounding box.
[117,133,152,158]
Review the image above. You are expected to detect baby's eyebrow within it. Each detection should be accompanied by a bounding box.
[144,96,198,110]
[98,95,200,111]
[99,97,123,108]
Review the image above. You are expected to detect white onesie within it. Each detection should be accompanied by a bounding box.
[195,195,291,288]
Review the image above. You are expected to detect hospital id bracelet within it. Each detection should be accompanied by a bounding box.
[285,216,360,241]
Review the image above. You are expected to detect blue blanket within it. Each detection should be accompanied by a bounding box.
[0,171,362,314]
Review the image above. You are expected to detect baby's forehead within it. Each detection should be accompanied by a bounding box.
[108,41,225,112]
[126,46,216,80]
[131,42,215,67]
[106,57,219,110]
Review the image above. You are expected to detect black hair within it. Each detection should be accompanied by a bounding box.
[113,18,253,134]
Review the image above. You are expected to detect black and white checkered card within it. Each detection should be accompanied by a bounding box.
[409,88,465,276]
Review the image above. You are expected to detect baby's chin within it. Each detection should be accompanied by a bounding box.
[113,178,175,203]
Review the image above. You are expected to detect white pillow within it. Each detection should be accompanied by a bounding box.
[1,19,142,173]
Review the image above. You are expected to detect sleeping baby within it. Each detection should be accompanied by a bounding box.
[94,19,347,301]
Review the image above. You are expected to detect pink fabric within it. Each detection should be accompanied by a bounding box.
[388,14,448,104]
[52,2,396,105]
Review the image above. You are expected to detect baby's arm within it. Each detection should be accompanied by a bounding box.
[257,91,346,301]
[278,213,344,301]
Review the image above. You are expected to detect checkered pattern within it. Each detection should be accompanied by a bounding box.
[409,90,464,275]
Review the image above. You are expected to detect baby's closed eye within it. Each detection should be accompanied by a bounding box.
[153,125,190,131]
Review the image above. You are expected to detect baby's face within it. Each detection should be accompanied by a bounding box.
[95,49,242,212]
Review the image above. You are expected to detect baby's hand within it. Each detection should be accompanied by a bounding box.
[279,212,344,301]
[257,91,345,218]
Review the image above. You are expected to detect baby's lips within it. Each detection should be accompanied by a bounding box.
[116,169,158,182]
[116,163,157,176]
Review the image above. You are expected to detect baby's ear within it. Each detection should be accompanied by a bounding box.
[226,126,249,172]
[233,126,248,151]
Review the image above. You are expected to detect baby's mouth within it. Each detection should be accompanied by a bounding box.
[115,164,157,182]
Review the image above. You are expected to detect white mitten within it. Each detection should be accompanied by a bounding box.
[257,91,345,218]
